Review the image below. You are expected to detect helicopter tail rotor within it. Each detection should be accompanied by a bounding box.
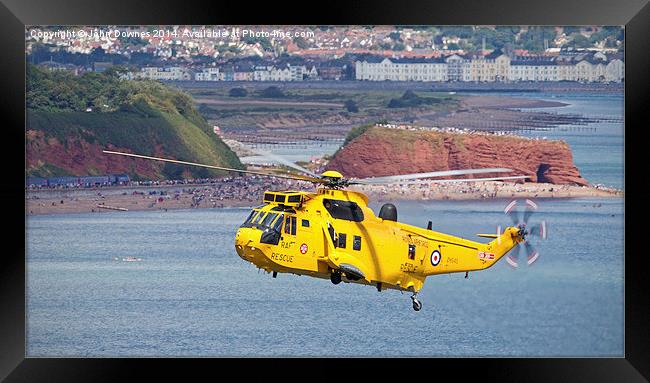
[502,199,548,268]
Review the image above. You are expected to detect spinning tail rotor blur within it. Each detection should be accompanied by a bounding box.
[502,199,548,268]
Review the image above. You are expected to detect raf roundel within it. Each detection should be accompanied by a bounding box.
[430,250,442,266]
[300,243,308,254]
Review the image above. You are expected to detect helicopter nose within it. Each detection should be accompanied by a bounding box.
[235,228,253,258]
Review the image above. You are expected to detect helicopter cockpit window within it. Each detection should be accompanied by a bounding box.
[240,210,263,228]
[260,212,284,245]
[253,212,267,224]
[243,210,256,225]
[322,199,364,222]
[261,212,279,227]
[272,214,284,232]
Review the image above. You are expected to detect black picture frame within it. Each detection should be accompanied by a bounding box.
[2,0,646,380]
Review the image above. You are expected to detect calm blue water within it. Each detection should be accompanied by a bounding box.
[512,92,624,190]
[464,91,624,190]
[240,140,342,165]
[27,198,623,356]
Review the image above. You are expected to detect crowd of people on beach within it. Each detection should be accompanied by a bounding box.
[26,173,620,216]
[374,122,548,140]
[176,177,310,207]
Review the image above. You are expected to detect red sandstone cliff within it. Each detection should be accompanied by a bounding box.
[325,127,588,186]
[26,130,168,179]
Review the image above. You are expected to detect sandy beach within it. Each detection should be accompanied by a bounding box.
[26,179,622,216]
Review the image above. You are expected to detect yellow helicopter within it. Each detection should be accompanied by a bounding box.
[103,149,546,311]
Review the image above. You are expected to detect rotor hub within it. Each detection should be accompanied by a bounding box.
[517,223,529,241]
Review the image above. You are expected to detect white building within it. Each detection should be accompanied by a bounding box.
[195,67,220,81]
[509,59,560,82]
[605,59,624,83]
[252,64,306,81]
[355,57,448,82]
[444,54,470,82]
[289,65,307,81]
[137,67,192,81]
[253,66,272,81]
[355,51,623,83]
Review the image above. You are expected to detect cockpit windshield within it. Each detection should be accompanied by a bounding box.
[240,209,283,231]
[260,212,279,227]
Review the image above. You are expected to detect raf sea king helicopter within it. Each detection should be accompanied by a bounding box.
[103,149,547,311]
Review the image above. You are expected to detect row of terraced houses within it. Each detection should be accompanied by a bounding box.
[355,51,624,83]
[125,64,321,82]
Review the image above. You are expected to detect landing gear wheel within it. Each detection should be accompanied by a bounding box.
[330,271,342,285]
[411,294,422,311]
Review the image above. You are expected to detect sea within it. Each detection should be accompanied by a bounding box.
[495,91,624,190]
[26,91,624,357]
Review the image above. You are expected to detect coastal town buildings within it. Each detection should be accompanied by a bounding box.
[51,50,625,84]
[131,66,193,81]
[355,52,624,83]
[355,57,448,81]
[194,67,220,81]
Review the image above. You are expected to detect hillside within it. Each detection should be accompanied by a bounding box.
[26,64,242,180]
[326,126,588,186]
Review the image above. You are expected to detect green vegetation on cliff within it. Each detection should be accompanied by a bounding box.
[27,64,242,179]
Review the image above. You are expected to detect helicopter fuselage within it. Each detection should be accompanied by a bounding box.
[235,187,522,293]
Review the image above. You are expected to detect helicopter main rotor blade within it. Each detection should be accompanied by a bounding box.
[352,175,529,186]
[243,146,320,178]
[352,168,515,185]
[102,150,327,184]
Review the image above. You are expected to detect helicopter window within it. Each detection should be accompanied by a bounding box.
[253,212,267,224]
[327,223,336,247]
[284,216,291,234]
[240,210,264,228]
[338,233,347,248]
[322,199,364,222]
[261,213,283,245]
[261,212,279,227]
[301,219,310,227]
[243,210,256,224]
[284,216,297,235]
[408,244,416,260]
[353,235,362,251]
[272,214,284,232]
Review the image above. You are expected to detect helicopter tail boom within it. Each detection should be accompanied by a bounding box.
[419,226,523,276]
[481,227,524,268]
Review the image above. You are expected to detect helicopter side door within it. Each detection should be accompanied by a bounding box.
[279,213,318,271]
